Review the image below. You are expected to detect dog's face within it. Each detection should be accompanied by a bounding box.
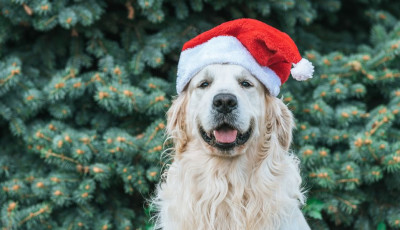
[167,64,293,158]
[184,64,267,156]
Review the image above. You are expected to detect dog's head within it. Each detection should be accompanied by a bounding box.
[167,64,293,157]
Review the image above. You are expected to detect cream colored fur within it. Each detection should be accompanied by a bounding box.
[153,64,310,230]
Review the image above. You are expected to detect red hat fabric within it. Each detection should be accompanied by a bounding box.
[176,18,314,96]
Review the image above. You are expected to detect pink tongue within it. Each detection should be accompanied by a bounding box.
[213,129,238,143]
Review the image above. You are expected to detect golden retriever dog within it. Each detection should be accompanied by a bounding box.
[153,64,310,230]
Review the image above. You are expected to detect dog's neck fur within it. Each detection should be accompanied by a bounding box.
[154,127,304,230]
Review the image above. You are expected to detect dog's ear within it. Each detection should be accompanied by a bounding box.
[267,96,294,151]
[166,92,188,155]
[275,98,294,150]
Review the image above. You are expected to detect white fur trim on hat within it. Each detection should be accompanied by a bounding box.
[291,58,314,81]
[176,36,282,96]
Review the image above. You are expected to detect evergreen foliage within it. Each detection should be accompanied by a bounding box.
[288,23,400,229]
[0,0,399,229]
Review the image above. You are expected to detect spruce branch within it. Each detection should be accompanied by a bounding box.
[0,69,20,86]
[18,205,50,227]
[125,1,135,19]
[42,149,80,165]
[97,39,108,54]
[336,197,358,211]
[336,178,360,184]
[44,15,58,27]
[22,4,33,16]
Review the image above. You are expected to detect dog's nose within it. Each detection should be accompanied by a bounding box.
[213,93,238,114]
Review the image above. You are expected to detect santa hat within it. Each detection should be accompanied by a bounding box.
[176,18,314,96]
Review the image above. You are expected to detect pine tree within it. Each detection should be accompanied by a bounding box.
[288,21,400,229]
[0,0,399,229]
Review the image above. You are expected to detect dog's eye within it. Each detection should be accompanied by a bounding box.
[199,81,210,88]
[240,80,253,88]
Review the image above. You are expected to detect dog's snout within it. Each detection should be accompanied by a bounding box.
[213,93,238,114]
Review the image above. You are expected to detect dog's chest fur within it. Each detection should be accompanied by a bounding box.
[154,141,302,230]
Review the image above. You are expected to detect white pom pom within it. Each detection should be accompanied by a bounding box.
[291,58,314,81]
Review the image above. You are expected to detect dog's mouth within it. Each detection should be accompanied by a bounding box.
[199,123,252,151]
